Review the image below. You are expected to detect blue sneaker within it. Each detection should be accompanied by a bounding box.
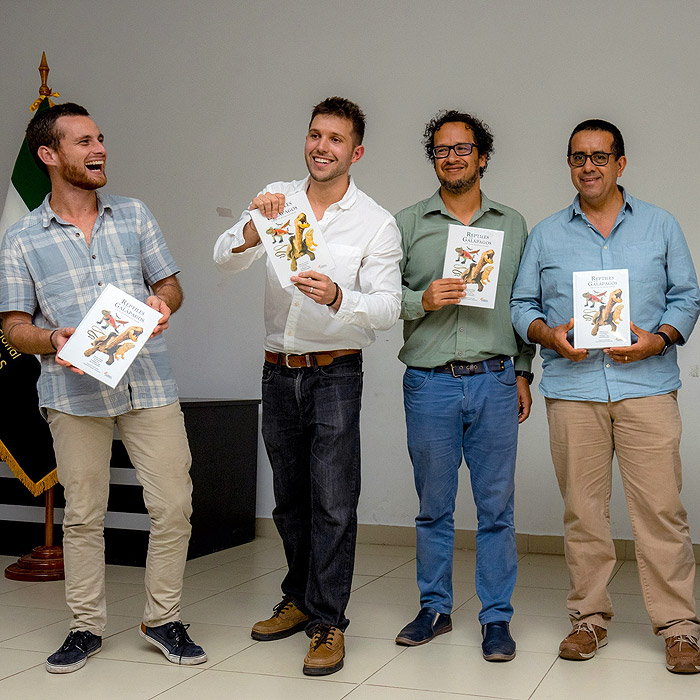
[46,630,102,673]
[140,621,207,665]
[481,621,516,661]
[396,607,452,646]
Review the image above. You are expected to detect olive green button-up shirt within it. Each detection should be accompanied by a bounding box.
[397,189,534,370]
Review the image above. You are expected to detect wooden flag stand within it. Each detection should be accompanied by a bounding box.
[5,487,64,581]
[3,54,64,582]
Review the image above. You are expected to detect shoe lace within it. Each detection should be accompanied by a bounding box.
[572,622,602,650]
[310,624,336,651]
[165,621,195,662]
[272,595,295,617]
[669,635,700,652]
[58,630,93,653]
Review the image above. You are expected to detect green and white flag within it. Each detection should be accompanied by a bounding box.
[0,98,51,241]
[0,95,58,496]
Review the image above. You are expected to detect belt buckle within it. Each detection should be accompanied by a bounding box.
[286,353,312,368]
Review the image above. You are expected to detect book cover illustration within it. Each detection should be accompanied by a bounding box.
[573,269,631,349]
[442,224,504,309]
[57,283,162,388]
[250,191,335,288]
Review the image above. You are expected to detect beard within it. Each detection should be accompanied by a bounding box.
[438,169,479,195]
[59,161,106,190]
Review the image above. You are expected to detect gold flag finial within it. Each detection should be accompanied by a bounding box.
[31,52,60,111]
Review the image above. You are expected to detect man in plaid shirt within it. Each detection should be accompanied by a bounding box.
[0,103,206,673]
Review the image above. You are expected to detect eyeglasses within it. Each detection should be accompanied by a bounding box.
[567,152,614,167]
[432,143,477,159]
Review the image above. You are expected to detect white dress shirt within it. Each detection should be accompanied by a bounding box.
[214,177,402,354]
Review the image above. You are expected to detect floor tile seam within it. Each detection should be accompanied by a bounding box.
[346,576,382,593]
[0,617,72,643]
[0,658,47,684]
[552,654,666,669]
[524,653,559,700]
[140,667,209,700]
[203,665,358,684]
[342,643,411,687]
[348,681,506,699]
[450,593,480,613]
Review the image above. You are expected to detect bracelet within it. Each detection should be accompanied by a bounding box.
[49,329,59,351]
[326,282,340,307]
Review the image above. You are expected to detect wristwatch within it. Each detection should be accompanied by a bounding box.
[515,370,534,385]
[654,331,674,356]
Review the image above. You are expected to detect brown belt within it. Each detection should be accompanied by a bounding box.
[264,349,360,368]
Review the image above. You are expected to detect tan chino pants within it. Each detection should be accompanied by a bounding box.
[47,401,193,635]
[545,393,699,638]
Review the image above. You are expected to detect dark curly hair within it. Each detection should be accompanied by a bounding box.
[422,110,494,177]
[309,96,366,145]
[26,102,91,175]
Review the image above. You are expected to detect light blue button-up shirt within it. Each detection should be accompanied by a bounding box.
[0,193,180,417]
[510,190,700,401]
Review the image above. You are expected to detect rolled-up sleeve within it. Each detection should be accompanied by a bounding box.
[510,227,546,343]
[658,217,700,343]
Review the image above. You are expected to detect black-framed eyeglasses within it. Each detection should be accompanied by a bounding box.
[432,143,477,159]
[567,152,614,167]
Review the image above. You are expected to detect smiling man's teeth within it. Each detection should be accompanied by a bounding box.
[86,160,104,171]
[314,157,331,164]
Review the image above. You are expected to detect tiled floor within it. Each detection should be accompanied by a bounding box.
[0,539,698,699]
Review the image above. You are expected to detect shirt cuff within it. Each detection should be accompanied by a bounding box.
[513,310,546,345]
[401,288,427,320]
[658,312,691,345]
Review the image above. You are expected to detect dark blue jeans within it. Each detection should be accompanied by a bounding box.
[261,353,363,632]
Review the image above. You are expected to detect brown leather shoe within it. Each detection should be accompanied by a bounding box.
[251,596,309,641]
[558,622,607,660]
[303,625,344,676]
[665,635,700,674]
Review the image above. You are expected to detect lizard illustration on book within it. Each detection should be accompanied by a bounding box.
[286,212,316,272]
[586,288,624,337]
[460,249,495,292]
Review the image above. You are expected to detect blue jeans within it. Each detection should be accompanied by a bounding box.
[261,353,363,632]
[403,362,519,623]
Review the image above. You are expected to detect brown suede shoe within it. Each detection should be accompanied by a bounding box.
[665,635,700,674]
[558,622,608,660]
[303,625,344,676]
[251,596,309,641]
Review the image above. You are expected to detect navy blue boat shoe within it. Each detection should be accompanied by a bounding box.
[396,607,453,646]
[481,621,516,661]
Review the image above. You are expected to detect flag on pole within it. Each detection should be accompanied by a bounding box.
[0,101,51,240]
[0,55,60,496]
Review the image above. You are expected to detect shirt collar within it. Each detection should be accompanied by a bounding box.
[424,188,506,220]
[569,186,634,221]
[302,175,358,211]
[41,190,111,228]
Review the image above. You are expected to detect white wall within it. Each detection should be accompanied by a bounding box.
[2,0,700,541]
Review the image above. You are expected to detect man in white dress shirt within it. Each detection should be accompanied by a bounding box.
[213,96,401,676]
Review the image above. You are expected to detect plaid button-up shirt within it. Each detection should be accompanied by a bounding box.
[0,193,180,417]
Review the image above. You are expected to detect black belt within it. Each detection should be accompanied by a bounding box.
[410,356,508,378]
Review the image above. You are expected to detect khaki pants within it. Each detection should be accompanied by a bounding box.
[47,401,193,635]
[545,393,699,638]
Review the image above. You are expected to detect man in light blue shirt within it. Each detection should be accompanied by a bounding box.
[511,119,700,674]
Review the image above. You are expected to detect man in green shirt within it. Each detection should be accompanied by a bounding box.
[394,110,533,662]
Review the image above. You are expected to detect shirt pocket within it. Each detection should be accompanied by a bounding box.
[620,241,667,286]
[99,231,142,284]
[327,243,363,288]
